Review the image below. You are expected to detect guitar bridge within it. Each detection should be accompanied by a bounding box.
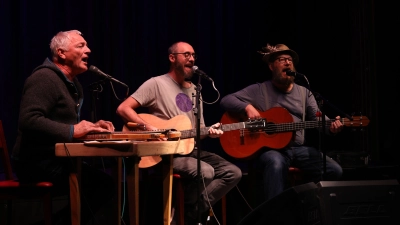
[240,129,244,145]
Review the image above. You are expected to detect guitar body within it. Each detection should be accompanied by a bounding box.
[220,107,294,159]
[123,114,194,168]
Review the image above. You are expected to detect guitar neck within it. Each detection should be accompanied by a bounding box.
[179,127,211,139]
[272,119,335,132]
[179,121,258,139]
[180,117,366,137]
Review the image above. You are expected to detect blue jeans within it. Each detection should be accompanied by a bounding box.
[173,149,242,213]
[257,146,342,201]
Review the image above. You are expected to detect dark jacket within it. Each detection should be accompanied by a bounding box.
[12,58,84,161]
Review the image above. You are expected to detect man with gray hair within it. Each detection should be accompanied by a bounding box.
[12,30,115,224]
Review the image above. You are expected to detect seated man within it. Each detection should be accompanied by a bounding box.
[12,30,116,225]
[116,41,242,224]
[220,43,343,202]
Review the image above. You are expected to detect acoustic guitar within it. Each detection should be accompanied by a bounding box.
[123,113,266,168]
[219,107,370,159]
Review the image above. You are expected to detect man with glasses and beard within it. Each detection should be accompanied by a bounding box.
[116,41,242,224]
[220,43,344,202]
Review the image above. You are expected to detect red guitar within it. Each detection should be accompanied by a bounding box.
[219,107,370,159]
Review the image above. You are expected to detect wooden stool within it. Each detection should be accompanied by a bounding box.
[173,174,226,225]
[288,166,303,186]
[246,161,304,208]
[247,160,304,187]
[0,120,53,225]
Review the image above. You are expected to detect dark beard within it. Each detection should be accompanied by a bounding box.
[184,72,193,80]
[174,63,193,80]
[272,73,293,88]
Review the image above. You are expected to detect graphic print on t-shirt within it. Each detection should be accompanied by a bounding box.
[176,93,193,112]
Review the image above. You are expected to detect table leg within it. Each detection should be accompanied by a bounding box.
[162,155,173,225]
[126,156,140,225]
[69,158,81,225]
[117,157,122,225]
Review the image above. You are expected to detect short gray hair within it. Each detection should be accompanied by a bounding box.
[49,30,82,58]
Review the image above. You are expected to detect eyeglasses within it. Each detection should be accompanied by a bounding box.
[276,57,293,64]
[172,52,197,60]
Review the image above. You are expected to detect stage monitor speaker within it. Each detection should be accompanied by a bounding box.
[317,179,400,225]
[237,182,322,225]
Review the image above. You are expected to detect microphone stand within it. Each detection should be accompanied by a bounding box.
[88,78,130,123]
[295,75,352,179]
[88,80,105,122]
[193,77,203,225]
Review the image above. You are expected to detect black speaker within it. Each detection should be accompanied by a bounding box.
[237,182,322,225]
[317,179,400,225]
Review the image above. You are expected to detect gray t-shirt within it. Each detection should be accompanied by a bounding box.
[131,74,205,128]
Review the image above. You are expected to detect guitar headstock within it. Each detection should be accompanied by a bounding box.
[342,115,370,127]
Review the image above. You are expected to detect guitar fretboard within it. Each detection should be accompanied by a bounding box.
[268,119,335,132]
[179,120,265,139]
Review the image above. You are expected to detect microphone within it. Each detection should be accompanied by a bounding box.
[88,65,128,87]
[192,66,213,82]
[285,69,305,78]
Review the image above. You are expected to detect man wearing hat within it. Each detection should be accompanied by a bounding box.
[220,43,344,201]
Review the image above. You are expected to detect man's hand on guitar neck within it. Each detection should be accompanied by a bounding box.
[330,116,343,134]
[208,122,223,138]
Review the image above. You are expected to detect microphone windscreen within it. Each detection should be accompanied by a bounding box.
[89,65,98,72]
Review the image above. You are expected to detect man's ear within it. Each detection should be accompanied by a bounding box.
[268,63,273,71]
[168,54,175,62]
[57,48,66,59]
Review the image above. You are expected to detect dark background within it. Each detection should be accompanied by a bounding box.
[1,0,399,223]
